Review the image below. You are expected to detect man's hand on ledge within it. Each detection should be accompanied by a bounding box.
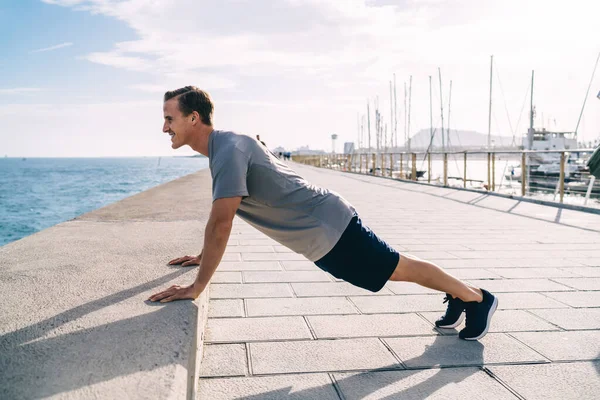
[168,254,202,267]
[148,283,203,303]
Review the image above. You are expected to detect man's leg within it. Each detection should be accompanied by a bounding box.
[388,253,483,303]
[388,252,498,340]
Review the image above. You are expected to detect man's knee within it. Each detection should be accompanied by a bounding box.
[388,256,408,281]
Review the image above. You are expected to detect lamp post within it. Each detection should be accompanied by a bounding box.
[331,134,338,154]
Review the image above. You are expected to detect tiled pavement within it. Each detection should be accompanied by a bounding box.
[198,163,600,399]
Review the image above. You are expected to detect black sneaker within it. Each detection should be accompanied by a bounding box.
[459,289,498,341]
[435,294,466,328]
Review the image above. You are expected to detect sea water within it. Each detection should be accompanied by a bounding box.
[0,157,209,246]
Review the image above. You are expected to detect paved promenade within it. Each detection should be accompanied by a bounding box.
[198,163,600,399]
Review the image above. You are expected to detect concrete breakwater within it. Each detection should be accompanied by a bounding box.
[0,170,213,399]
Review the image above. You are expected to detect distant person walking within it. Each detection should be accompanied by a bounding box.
[256,135,267,147]
[150,86,498,341]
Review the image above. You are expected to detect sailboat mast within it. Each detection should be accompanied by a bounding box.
[488,55,493,149]
[408,75,412,153]
[404,82,407,150]
[361,116,364,150]
[439,67,445,152]
[376,97,380,153]
[389,80,394,150]
[528,70,534,150]
[429,75,433,149]
[367,101,371,151]
[357,112,360,150]
[448,80,453,150]
[384,124,388,153]
[393,74,398,149]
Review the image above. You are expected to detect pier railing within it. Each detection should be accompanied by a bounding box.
[293,149,599,207]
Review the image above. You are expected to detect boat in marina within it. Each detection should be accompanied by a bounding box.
[505,129,600,196]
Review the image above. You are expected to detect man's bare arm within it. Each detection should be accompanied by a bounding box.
[190,196,241,294]
[148,196,242,303]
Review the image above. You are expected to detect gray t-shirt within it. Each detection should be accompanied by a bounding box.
[208,130,355,261]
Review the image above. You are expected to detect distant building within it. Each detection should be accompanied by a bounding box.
[343,142,355,154]
[293,145,326,155]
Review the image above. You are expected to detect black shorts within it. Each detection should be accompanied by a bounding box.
[314,214,400,292]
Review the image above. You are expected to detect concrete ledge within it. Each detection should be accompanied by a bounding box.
[0,169,212,399]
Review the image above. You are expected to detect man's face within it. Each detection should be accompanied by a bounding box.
[163,98,191,149]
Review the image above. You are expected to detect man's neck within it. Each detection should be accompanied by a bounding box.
[189,126,214,156]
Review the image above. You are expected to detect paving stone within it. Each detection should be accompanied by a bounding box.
[384,334,548,368]
[420,309,559,333]
[221,253,241,261]
[529,308,600,330]
[225,246,275,253]
[434,259,516,268]
[403,244,472,252]
[237,239,279,246]
[292,282,393,297]
[566,257,600,267]
[243,271,330,283]
[468,278,572,292]
[198,374,340,400]
[250,338,400,374]
[387,239,427,246]
[206,316,312,343]
[280,261,320,271]
[566,267,600,277]
[351,294,446,313]
[404,251,458,260]
[307,314,436,338]
[210,283,292,299]
[242,253,305,261]
[494,292,569,309]
[437,268,503,280]
[273,245,294,253]
[384,282,438,295]
[501,258,585,267]
[217,261,282,271]
[208,299,244,318]
[564,250,600,258]
[211,271,242,283]
[446,251,508,259]
[246,297,358,317]
[334,368,516,400]
[200,344,247,377]
[488,362,600,400]
[519,243,600,251]
[542,291,600,307]
[547,251,600,259]
[487,268,579,279]
[552,277,600,290]
[511,331,600,361]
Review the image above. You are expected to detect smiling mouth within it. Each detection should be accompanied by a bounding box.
[169,132,175,139]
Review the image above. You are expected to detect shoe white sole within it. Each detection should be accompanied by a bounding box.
[437,312,465,329]
[463,296,498,341]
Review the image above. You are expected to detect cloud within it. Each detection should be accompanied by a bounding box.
[41,0,600,150]
[86,51,151,72]
[41,0,84,5]
[0,88,43,94]
[129,72,237,92]
[30,42,73,53]
[42,1,416,77]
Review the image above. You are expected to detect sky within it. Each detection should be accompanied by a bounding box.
[0,0,599,157]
